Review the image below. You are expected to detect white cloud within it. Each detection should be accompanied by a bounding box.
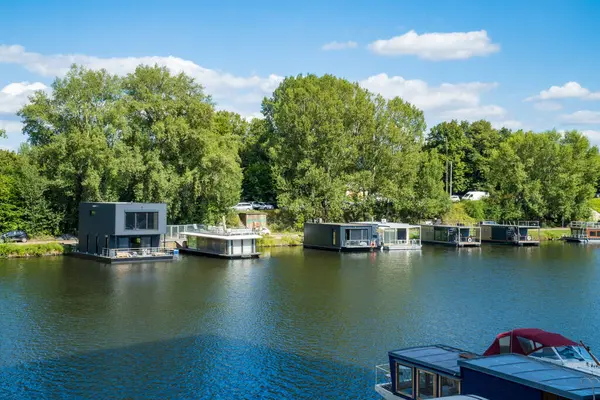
[533,101,563,111]
[440,105,506,120]
[0,119,24,151]
[321,41,358,51]
[582,130,600,145]
[367,30,500,60]
[492,120,522,130]
[360,73,497,112]
[560,110,600,125]
[0,81,48,114]
[0,44,283,116]
[526,81,600,101]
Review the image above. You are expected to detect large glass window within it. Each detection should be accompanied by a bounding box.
[125,212,159,230]
[530,347,560,360]
[417,370,436,399]
[439,376,460,397]
[396,363,413,397]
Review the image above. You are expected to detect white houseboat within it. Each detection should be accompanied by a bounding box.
[180,227,261,259]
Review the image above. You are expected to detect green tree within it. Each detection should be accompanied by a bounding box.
[237,118,276,203]
[410,150,450,221]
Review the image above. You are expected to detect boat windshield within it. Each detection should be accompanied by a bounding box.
[555,346,594,362]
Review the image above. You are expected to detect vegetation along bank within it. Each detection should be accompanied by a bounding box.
[1,66,599,237]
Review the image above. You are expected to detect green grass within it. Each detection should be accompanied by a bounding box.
[442,203,477,225]
[0,243,65,258]
[530,228,569,241]
[257,233,303,248]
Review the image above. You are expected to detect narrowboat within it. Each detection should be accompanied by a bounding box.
[421,224,481,247]
[479,221,540,246]
[565,221,600,243]
[303,222,379,252]
[376,343,600,400]
[355,221,422,250]
[180,229,261,259]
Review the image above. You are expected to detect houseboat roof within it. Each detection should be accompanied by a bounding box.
[389,344,478,377]
[354,221,420,229]
[182,231,261,240]
[479,221,540,227]
[459,353,600,400]
[305,222,377,227]
[422,223,479,228]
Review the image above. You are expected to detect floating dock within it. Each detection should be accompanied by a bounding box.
[421,224,481,247]
[480,221,540,246]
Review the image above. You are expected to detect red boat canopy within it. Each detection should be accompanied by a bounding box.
[484,328,578,356]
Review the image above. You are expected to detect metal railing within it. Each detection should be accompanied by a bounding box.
[375,364,393,394]
[165,224,256,240]
[345,239,371,247]
[101,247,174,259]
[517,221,540,227]
[457,236,481,243]
[571,221,600,229]
[512,234,536,242]
[384,239,421,246]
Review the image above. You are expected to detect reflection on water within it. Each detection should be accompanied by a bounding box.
[1,243,600,398]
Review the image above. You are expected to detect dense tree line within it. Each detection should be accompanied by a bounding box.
[0,66,598,235]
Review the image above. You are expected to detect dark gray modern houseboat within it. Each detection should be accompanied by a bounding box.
[74,202,174,263]
[376,343,600,400]
[303,222,379,251]
[480,221,540,246]
[421,224,481,247]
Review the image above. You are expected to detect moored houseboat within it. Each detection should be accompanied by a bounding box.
[71,202,174,263]
[355,221,421,250]
[180,228,261,259]
[303,222,379,252]
[376,343,600,400]
[565,221,600,243]
[479,221,540,246]
[421,224,481,247]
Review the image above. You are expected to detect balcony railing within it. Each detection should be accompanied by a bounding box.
[165,224,256,240]
[345,239,372,247]
[384,239,421,246]
[457,236,481,243]
[570,221,600,229]
[101,247,174,259]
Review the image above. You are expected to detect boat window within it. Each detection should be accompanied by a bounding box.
[396,363,413,397]
[517,336,536,354]
[417,369,436,399]
[591,231,597,237]
[499,336,511,354]
[530,347,560,360]
[439,376,460,397]
[556,346,586,362]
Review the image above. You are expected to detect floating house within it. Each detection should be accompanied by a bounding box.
[376,344,600,400]
[74,202,173,263]
[565,221,600,243]
[355,221,421,250]
[479,221,540,246]
[421,224,481,247]
[303,222,379,252]
[180,228,261,259]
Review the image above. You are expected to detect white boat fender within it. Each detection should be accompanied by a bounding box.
[467,237,473,243]
[527,235,532,241]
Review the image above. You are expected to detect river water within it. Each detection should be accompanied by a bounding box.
[1,243,599,399]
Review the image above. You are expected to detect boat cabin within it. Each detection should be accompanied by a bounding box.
[421,224,481,247]
[355,221,421,250]
[181,230,261,259]
[377,344,600,400]
[566,221,600,243]
[376,345,474,399]
[479,221,540,246]
[303,222,379,252]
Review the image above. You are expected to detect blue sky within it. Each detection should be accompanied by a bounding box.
[1,0,600,150]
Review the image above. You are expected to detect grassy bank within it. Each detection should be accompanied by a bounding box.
[531,228,569,241]
[0,243,65,258]
[257,233,303,247]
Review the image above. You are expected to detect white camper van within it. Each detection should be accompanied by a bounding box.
[461,191,489,201]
